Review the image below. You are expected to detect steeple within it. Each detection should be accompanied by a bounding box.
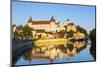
[66,19,74,26]
[28,16,33,23]
[67,19,70,21]
[50,16,56,22]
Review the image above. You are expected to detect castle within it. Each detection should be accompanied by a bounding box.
[12,17,85,39]
[27,16,65,36]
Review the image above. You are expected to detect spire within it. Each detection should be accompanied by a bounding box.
[66,19,74,26]
[50,16,56,22]
[28,16,32,22]
[67,19,70,21]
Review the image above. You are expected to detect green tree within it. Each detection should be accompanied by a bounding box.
[66,30,74,38]
[14,30,18,38]
[17,25,23,38]
[12,24,16,32]
[23,24,33,39]
[76,25,88,37]
[13,25,23,39]
[90,28,96,42]
[59,30,66,38]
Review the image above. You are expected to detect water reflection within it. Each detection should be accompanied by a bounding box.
[21,41,87,64]
[90,42,96,60]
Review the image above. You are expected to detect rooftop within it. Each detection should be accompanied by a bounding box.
[28,16,56,25]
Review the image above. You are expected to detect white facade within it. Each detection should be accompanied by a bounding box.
[27,17,60,33]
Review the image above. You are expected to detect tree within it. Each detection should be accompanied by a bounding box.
[23,24,33,39]
[90,28,96,42]
[12,24,17,40]
[66,30,74,38]
[12,25,23,39]
[59,30,66,38]
[12,24,16,32]
[76,25,88,37]
[17,25,23,38]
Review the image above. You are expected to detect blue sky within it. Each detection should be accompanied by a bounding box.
[12,1,96,32]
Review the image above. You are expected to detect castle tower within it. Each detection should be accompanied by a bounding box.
[28,16,33,28]
[50,16,56,22]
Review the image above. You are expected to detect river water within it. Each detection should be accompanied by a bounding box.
[14,40,96,66]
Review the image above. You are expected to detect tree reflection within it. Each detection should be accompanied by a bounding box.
[22,41,87,63]
[65,41,87,58]
[73,41,87,53]
[90,42,96,60]
[56,45,66,58]
[23,50,32,63]
[66,43,76,57]
[89,28,96,60]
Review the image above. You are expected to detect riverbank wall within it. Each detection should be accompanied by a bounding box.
[12,39,33,65]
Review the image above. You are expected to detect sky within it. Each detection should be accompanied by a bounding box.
[12,1,96,32]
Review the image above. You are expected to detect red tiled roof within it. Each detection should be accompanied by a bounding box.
[28,16,57,25]
[36,29,45,33]
[31,21,50,25]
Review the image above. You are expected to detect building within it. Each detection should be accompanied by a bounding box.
[28,16,60,33]
[66,19,77,32]
[27,16,66,38]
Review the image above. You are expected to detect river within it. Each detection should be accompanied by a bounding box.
[14,40,96,66]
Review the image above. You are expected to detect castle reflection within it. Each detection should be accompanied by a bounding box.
[22,41,87,63]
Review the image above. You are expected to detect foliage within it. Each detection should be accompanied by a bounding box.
[12,24,33,39]
[41,33,47,39]
[34,33,47,40]
[59,30,66,38]
[13,25,23,39]
[76,25,88,36]
[66,30,74,38]
[90,28,96,42]
[23,24,33,38]
[65,25,88,38]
